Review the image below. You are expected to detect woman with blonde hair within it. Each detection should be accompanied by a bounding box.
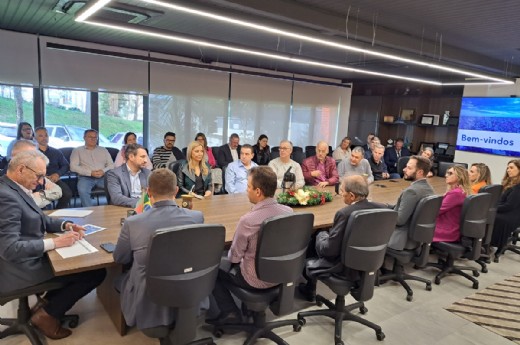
[491,159,520,255]
[332,136,352,161]
[177,141,212,198]
[468,162,491,194]
[433,165,472,242]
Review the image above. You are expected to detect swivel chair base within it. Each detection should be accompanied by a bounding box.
[378,263,432,301]
[427,257,480,289]
[494,228,520,263]
[213,310,301,345]
[297,295,384,345]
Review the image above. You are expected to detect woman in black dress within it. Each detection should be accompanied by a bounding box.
[252,134,271,165]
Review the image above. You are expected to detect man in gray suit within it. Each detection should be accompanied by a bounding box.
[113,168,204,336]
[387,155,434,250]
[107,143,151,207]
[0,150,105,340]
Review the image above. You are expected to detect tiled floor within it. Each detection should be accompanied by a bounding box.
[2,253,519,345]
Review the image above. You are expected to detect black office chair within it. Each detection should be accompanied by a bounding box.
[437,162,468,177]
[270,146,279,153]
[379,195,443,301]
[182,147,188,158]
[168,160,183,175]
[58,147,79,207]
[474,184,502,271]
[297,209,398,345]
[428,193,492,289]
[291,151,306,165]
[495,227,520,262]
[270,151,280,160]
[305,145,316,158]
[0,282,79,345]
[106,147,119,162]
[396,156,410,177]
[103,173,111,205]
[145,224,225,345]
[292,146,303,154]
[213,213,314,345]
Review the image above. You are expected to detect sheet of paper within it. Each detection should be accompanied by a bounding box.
[82,224,106,236]
[48,209,93,218]
[55,239,98,259]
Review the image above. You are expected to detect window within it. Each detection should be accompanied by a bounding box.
[0,84,34,156]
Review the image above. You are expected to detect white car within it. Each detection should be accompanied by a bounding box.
[46,125,119,149]
[108,132,143,147]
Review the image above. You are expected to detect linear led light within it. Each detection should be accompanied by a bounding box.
[80,19,442,85]
[140,0,513,85]
[75,0,112,22]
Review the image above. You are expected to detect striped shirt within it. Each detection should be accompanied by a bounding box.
[228,198,293,288]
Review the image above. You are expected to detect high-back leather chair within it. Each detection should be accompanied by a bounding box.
[428,193,492,289]
[495,227,520,262]
[58,147,79,206]
[213,213,314,345]
[305,145,316,158]
[291,151,306,165]
[437,162,468,177]
[475,184,503,270]
[396,156,410,177]
[379,195,443,301]
[145,224,225,345]
[106,147,119,162]
[297,209,398,345]
[0,282,79,345]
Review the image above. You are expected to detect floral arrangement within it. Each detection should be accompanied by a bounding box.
[277,186,333,206]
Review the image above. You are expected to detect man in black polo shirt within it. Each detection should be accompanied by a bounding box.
[34,127,72,208]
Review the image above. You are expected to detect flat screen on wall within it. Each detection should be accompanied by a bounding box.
[456,97,520,157]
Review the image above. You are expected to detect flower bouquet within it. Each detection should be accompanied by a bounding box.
[277,186,333,206]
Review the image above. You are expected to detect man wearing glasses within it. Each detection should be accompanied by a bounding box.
[151,132,185,170]
[268,140,305,190]
[70,129,114,207]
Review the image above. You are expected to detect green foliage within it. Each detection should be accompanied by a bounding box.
[277,186,333,206]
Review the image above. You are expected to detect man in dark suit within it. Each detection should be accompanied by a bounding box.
[217,133,241,168]
[0,150,105,340]
[113,168,204,337]
[384,138,411,175]
[387,155,434,250]
[298,175,383,300]
[106,143,151,207]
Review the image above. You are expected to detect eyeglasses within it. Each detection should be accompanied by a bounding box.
[445,171,454,176]
[24,165,45,181]
[279,147,291,151]
[165,139,176,143]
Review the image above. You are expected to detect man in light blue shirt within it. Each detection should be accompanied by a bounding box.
[225,144,257,193]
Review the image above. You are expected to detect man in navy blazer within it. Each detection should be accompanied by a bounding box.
[113,168,204,335]
[384,138,411,175]
[0,150,105,339]
[217,133,241,168]
[107,143,151,207]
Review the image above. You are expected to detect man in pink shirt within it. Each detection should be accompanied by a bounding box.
[207,166,293,325]
[302,141,339,187]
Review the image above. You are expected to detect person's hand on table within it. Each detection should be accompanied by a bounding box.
[317,181,329,188]
[53,231,81,248]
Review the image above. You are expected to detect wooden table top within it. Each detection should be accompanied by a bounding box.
[47,177,447,276]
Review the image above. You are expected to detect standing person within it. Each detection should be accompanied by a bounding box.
[207,167,293,325]
[387,155,434,250]
[433,165,472,242]
[114,132,152,170]
[6,121,34,159]
[301,141,339,187]
[468,163,491,194]
[337,146,374,184]
[0,150,105,340]
[151,132,185,170]
[113,168,204,336]
[70,129,114,207]
[225,144,257,194]
[217,133,241,168]
[268,140,305,190]
[332,136,352,161]
[177,141,213,198]
[491,159,520,254]
[252,134,271,166]
[34,126,72,208]
[384,138,411,175]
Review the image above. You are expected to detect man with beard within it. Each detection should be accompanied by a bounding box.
[387,155,434,250]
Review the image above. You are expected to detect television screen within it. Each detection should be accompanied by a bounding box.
[456,97,520,157]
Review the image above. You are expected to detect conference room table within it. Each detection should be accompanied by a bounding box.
[47,176,447,335]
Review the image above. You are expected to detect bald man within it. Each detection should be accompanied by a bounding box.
[301,141,339,188]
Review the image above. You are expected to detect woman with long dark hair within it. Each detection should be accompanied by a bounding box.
[6,122,34,159]
[114,132,152,169]
[252,134,271,165]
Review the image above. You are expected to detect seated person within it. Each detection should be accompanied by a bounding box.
[364,136,380,159]
[332,136,352,161]
[369,143,399,180]
[217,133,241,168]
[384,138,411,175]
[302,141,339,187]
[177,141,212,198]
[195,132,223,193]
[387,155,434,250]
[252,134,271,166]
[0,150,105,340]
[468,162,491,194]
[337,146,374,184]
[433,165,471,242]
[268,140,305,190]
[113,168,204,335]
[114,132,152,170]
[151,132,185,169]
[225,144,257,193]
[207,167,293,325]
[107,143,151,207]
[420,147,435,177]
[299,175,384,300]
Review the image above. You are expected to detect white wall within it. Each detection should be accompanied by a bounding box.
[454,79,520,184]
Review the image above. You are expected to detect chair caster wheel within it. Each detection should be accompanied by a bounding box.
[335,341,344,345]
[359,306,368,314]
[316,300,323,307]
[472,282,479,289]
[68,319,79,328]
[213,328,223,338]
[293,324,302,332]
[434,277,441,285]
[493,256,500,263]
[425,283,432,291]
[376,331,385,341]
[473,270,480,277]
[297,318,306,326]
[406,294,413,302]
[482,267,488,273]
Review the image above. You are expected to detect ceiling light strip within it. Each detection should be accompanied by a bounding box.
[75,0,112,22]
[140,0,512,84]
[81,19,441,85]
